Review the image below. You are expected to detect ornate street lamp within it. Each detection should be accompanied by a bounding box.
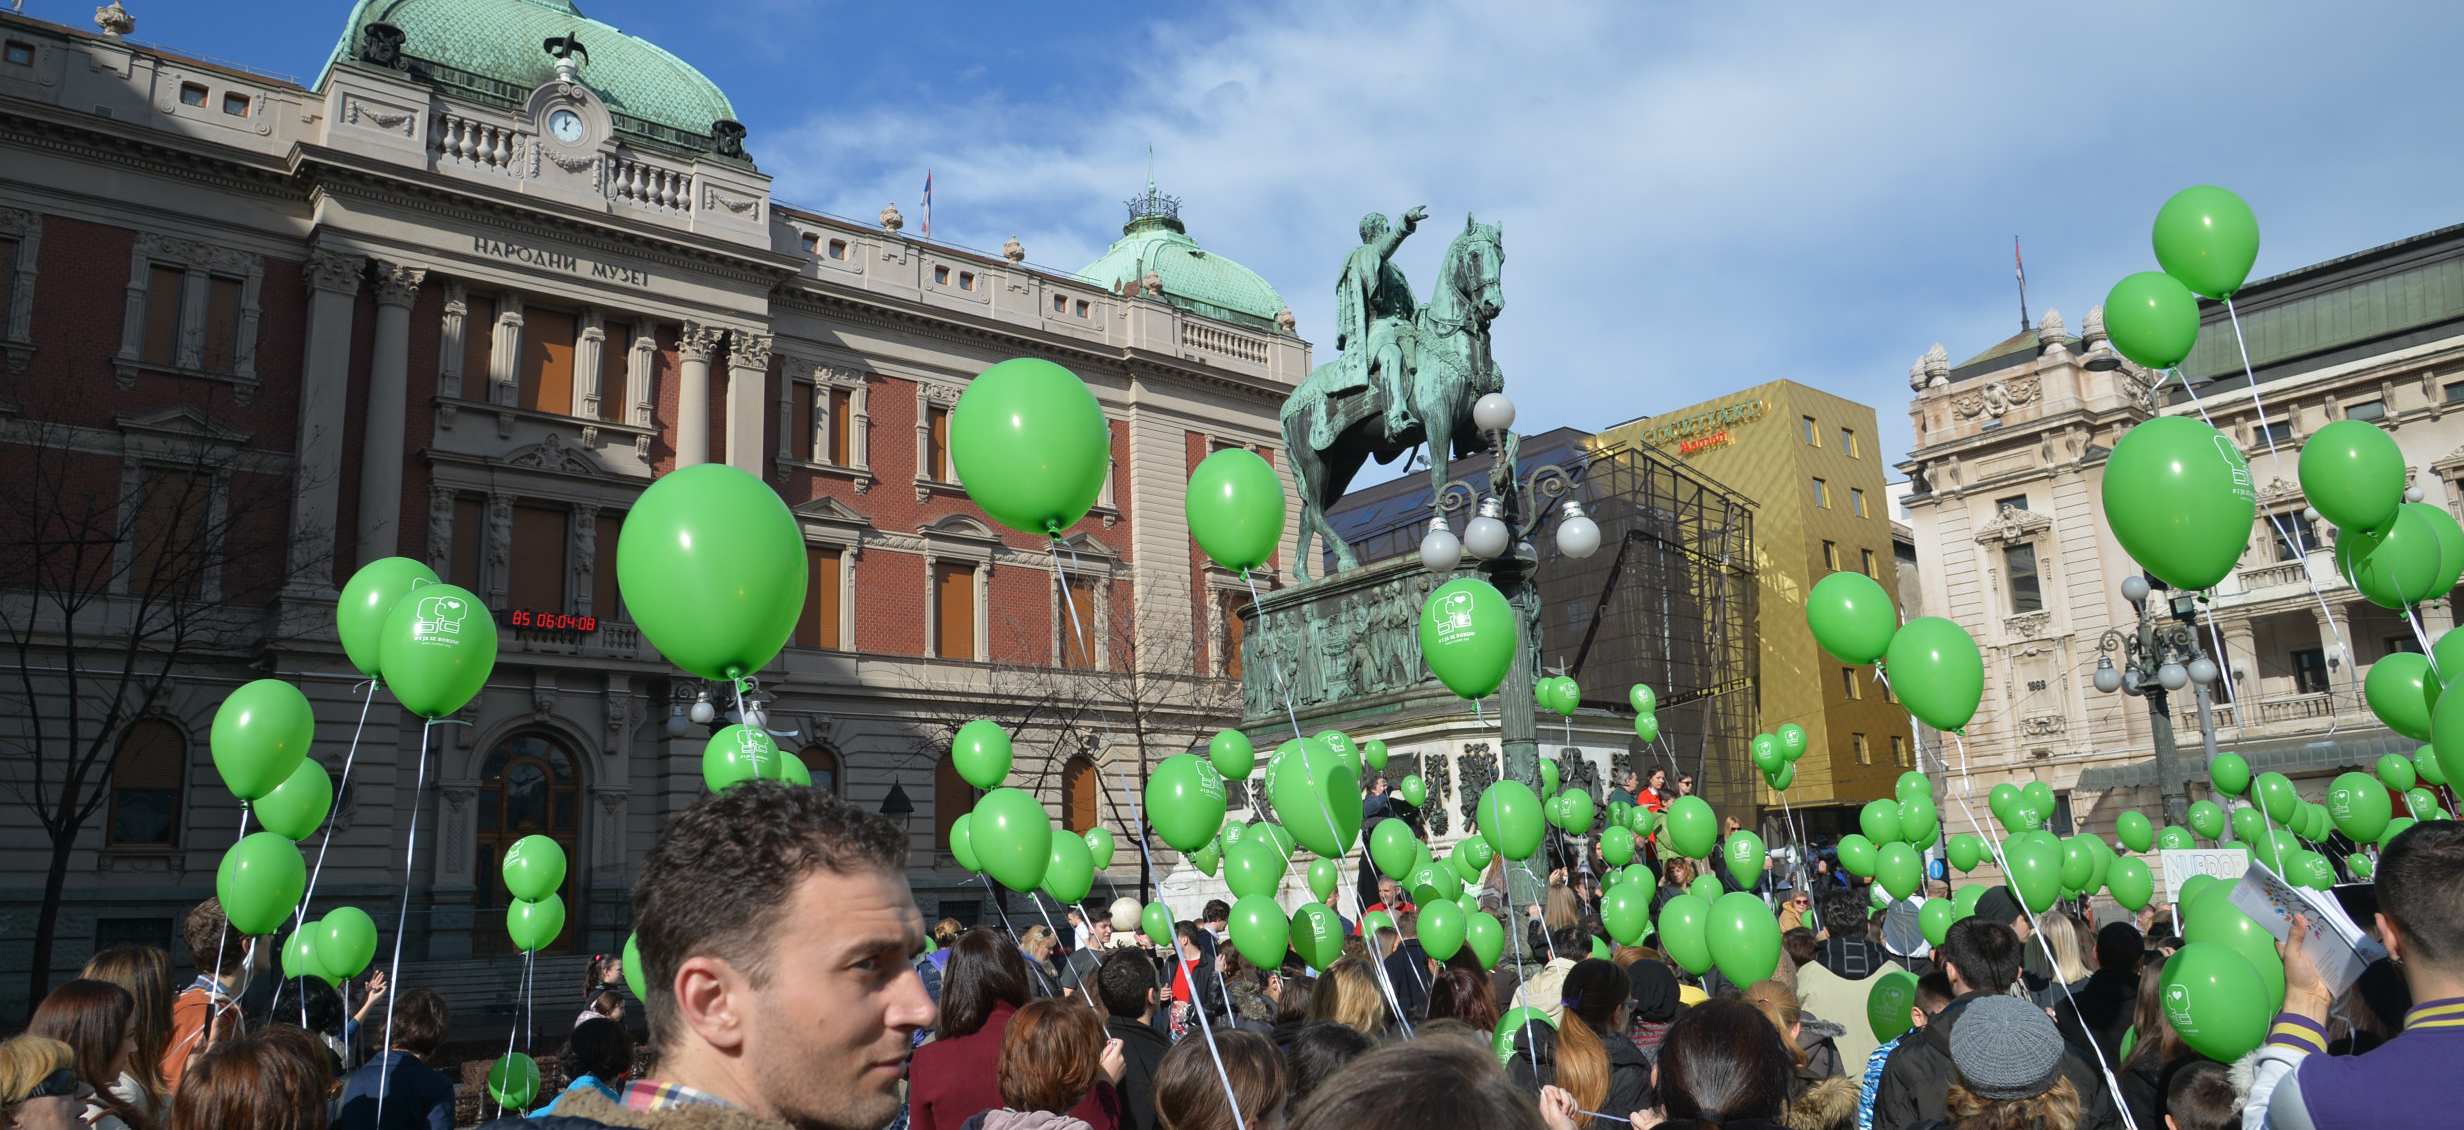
[2093,578,2221,828]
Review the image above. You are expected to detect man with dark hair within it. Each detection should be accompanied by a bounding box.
[1814,886,1885,978]
[1871,917,2117,1130]
[2161,1059,2236,1130]
[2246,821,2464,1129]
[1064,911,1115,998]
[1198,899,1231,945]
[1097,950,1170,1130]
[336,987,455,1130]
[162,897,262,1089]
[2055,922,2143,1073]
[493,781,931,1129]
[1382,908,1434,1019]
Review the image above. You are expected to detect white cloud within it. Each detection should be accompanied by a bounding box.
[757,0,2464,476]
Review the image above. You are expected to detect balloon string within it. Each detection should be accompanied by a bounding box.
[207,802,249,1036]
[1505,879,1544,1095]
[1939,731,2140,1130]
[1117,768,1248,1130]
[1239,568,1307,745]
[497,961,522,1120]
[292,678,381,968]
[377,720,432,1128]
[1026,892,1098,1011]
[976,871,1021,938]
[1051,538,1095,671]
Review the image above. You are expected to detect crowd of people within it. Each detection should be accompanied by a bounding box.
[3,780,2458,1130]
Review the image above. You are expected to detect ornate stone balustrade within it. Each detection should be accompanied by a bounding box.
[430,110,523,176]
[1182,322,1270,365]
[609,154,692,214]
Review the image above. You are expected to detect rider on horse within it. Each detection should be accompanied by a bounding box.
[1333,206,1428,438]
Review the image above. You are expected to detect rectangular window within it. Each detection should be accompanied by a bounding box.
[140,265,183,365]
[462,294,497,388]
[933,266,951,285]
[1060,578,1096,669]
[1075,300,1091,318]
[2005,542,2043,613]
[1853,733,1870,765]
[592,511,623,621]
[2291,648,2328,694]
[1862,548,1879,579]
[823,388,852,465]
[800,233,820,253]
[959,271,977,292]
[2050,793,2076,836]
[450,497,483,591]
[2271,511,2317,562]
[518,307,576,414]
[4,40,35,67]
[599,320,631,422]
[2386,635,2425,656]
[221,92,249,117]
[1842,668,1861,700]
[1053,294,1068,313]
[1221,591,1246,680]
[933,561,976,659]
[508,505,567,610]
[828,239,848,260]
[1891,735,1909,767]
[1802,416,1819,446]
[2347,400,2387,422]
[1811,478,1830,508]
[2447,381,2464,404]
[926,405,952,480]
[1996,494,2029,511]
[796,547,843,649]
[109,724,183,848]
[1851,488,1868,518]
[199,276,242,373]
[0,238,16,322]
[1841,427,1858,457]
[788,381,816,463]
[2258,420,2293,446]
[130,468,206,597]
[1822,540,1839,571]
[179,82,206,107]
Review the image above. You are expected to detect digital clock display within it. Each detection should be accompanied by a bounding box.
[504,609,598,632]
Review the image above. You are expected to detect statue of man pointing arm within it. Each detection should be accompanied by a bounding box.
[1336,206,1427,437]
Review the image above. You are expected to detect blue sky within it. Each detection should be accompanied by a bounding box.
[54,0,2464,480]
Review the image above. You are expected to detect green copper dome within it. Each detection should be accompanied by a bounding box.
[323,0,739,153]
[1075,187,1289,333]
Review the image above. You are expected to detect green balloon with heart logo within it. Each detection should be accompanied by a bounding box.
[502,834,567,902]
[1420,577,1516,699]
[2102,416,2256,591]
[1228,894,1290,969]
[703,724,783,792]
[2161,942,2271,1062]
[1145,754,1226,853]
[1867,969,1919,1042]
[337,557,441,679]
[377,583,499,718]
[1288,901,1345,972]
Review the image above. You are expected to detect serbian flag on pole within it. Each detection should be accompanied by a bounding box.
[919,170,933,237]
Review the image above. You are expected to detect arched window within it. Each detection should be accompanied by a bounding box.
[109,720,184,846]
[1061,755,1099,834]
[934,754,973,865]
[798,746,839,794]
[477,733,582,953]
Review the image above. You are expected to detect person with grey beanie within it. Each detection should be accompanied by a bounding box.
[1871,918,2117,1130]
[1947,995,2074,1106]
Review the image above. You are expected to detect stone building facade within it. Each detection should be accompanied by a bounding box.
[0,1,1303,1014]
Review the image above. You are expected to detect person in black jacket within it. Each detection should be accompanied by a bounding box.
[1380,910,1435,1020]
[1097,950,1173,1130]
[1870,917,2118,1130]
[2053,923,2143,1075]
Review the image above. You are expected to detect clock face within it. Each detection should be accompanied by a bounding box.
[548,109,584,144]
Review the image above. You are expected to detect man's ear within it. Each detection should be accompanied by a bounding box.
[2377,911,2407,963]
[671,954,750,1051]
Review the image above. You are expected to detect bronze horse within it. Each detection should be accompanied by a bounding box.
[1282,215,1507,580]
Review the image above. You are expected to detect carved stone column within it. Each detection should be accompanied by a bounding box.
[426,483,455,578]
[356,261,426,570]
[432,783,480,960]
[485,492,513,608]
[675,322,724,467]
[726,329,774,477]
[286,251,364,596]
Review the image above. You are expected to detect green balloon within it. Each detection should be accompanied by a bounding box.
[2428,501,2464,603]
[2002,837,2061,917]
[2380,816,2419,850]
[1297,856,1336,904]
[2102,416,2256,591]
[1877,843,1921,901]
[1765,762,1797,792]
[972,787,1053,893]
[2337,505,2445,609]
[506,894,565,953]
[2107,858,2155,912]
[1778,724,1809,761]
[1658,893,1713,975]
[282,929,335,986]
[1602,825,1638,868]
[377,583,499,719]
[2287,850,2336,891]
[1751,733,1784,774]
[2432,675,2464,791]
[2229,805,2264,845]
[256,759,332,842]
[1492,1007,1558,1067]
[216,831,305,935]
[2059,837,2096,891]
[487,1052,541,1110]
[211,679,315,802]
[1411,860,1464,906]
[1227,894,1290,969]
[2102,269,2203,369]
[952,720,1013,790]
[1953,884,1988,918]
[1477,781,1546,862]
[1421,577,1517,699]
[2153,185,2261,300]
[1838,833,1879,878]
[1945,834,1983,872]
[1271,737,1361,858]
[1538,760,1561,798]
[951,357,1110,535]
[1805,570,1897,665]
[1419,899,1469,961]
[949,814,982,873]
[1362,739,1389,771]
[2210,753,2252,798]
[2158,825,2196,851]
[501,834,567,902]
[1634,714,1660,742]
[2188,800,2226,839]
[703,724,783,792]
[1663,795,1717,860]
[2021,781,2056,815]
[623,933,646,1000]
[1142,902,1174,950]
[1085,828,1116,871]
[1896,771,1933,801]
[1724,830,1767,890]
[1601,885,1650,946]
[2161,943,2271,1062]
[1369,818,1421,883]
[1868,970,1919,1043]
[1918,898,1957,949]
[1464,909,1505,969]
[1689,874,1725,904]
[1288,901,1344,972]
[1625,805,1656,838]
[1209,730,1257,781]
[336,557,441,678]
[1042,829,1094,903]
[1223,838,1283,900]
[1558,790,1595,836]
[1186,448,1288,571]
[2182,886,2285,1017]
[615,464,804,680]
[779,755,812,787]
[1988,783,2024,830]
[1398,774,1427,807]
[1252,822,1297,863]
[2299,419,2406,535]
[2407,787,2442,820]
[1708,891,1781,987]
[2418,744,2449,786]
[2327,772,2392,843]
[2114,811,2153,855]
[1859,799,1904,845]
[2254,772,2298,823]
[1630,684,1657,713]
[1460,835,1495,874]
[316,907,377,980]
[1145,754,1226,852]
[1883,617,1983,732]
[2350,853,2375,880]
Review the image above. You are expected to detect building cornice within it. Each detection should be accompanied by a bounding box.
[0,105,303,204]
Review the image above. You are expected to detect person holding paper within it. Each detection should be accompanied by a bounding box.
[2242,822,2464,1130]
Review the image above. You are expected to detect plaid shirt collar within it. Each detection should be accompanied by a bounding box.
[619,1080,739,1111]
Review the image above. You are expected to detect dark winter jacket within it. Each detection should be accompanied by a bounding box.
[1870,991,2118,1130]
[1602,1027,1653,1116]
[1106,1014,1172,1130]
[1382,938,1435,1019]
[2052,968,2138,1074]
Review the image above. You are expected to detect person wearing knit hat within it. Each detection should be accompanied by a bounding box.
[1942,995,2085,1125]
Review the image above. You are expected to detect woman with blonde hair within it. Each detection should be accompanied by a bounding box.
[1302,956,1389,1039]
[1021,925,1064,998]
[80,946,172,1126]
[2025,914,2090,1008]
[1741,979,1849,1119]
[0,1035,81,1130]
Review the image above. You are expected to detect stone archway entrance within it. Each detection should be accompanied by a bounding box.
[476,732,583,954]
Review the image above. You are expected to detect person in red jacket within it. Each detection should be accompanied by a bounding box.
[910,928,1122,1130]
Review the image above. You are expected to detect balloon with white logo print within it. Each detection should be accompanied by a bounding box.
[377,583,498,718]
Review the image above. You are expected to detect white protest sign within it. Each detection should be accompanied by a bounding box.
[2158,848,2250,904]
